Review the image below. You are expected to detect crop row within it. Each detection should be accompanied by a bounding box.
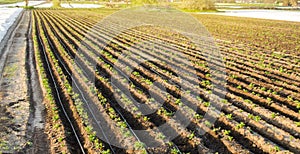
[33,9,300,153]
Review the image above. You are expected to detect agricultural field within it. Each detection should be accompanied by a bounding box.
[29,8,300,153]
[1,6,300,154]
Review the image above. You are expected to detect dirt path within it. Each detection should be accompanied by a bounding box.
[0,10,49,153]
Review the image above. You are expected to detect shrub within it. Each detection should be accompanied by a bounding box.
[181,0,215,11]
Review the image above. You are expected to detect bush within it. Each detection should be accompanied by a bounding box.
[182,0,215,11]
[131,0,158,5]
[52,0,61,8]
[283,0,298,6]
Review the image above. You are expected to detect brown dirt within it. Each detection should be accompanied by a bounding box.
[0,10,49,153]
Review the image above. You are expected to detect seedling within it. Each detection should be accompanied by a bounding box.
[204,120,212,127]
[227,136,233,141]
[171,148,180,154]
[236,122,245,129]
[223,130,231,136]
[226,114,233,120]
[188,132,195,140]
[271,112,278,119]
[254,116,261,122]
[194,113,203,120]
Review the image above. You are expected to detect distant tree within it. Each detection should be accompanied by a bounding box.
[25,0,28,7]
[215,0,235,3]
[52,0,61,7]
[283,0,298,6]
[131,0,158,5]
[182,0,215,10]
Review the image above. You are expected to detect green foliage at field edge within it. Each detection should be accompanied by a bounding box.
[0,0,22,5]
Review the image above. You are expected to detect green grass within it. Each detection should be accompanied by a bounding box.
[3,64,18,78]
[0,0,23,5]
[23,6,34,9]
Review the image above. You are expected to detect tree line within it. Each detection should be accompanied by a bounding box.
[25,0,299,9]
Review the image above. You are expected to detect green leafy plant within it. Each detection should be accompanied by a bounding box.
[134,141,145,150]
[171,147,180,154]
[188,132,195,140]
[223,130,231,136]
[226,114,233,120]
[295,122,300,127]
[236,122,245,129]
[253,116,261,122]
[227,136,233,141]
[204,120,212,127]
